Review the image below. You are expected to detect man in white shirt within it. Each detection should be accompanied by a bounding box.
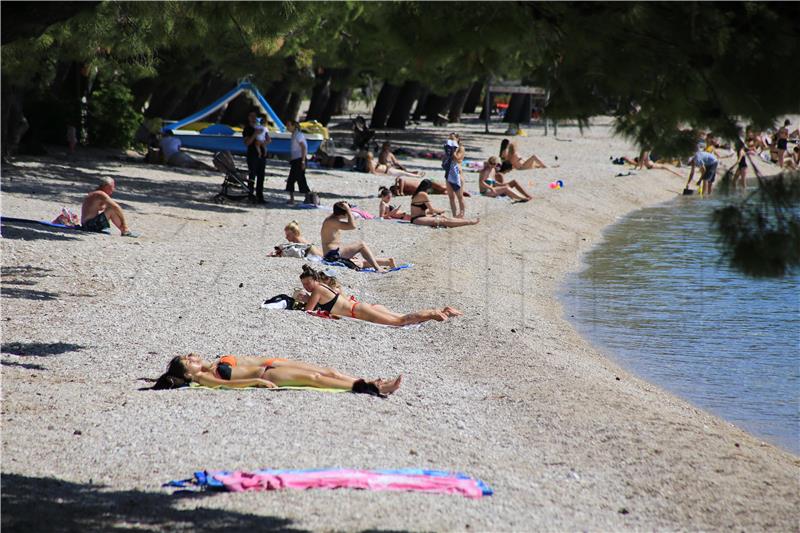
[285,120,310,204]
[159,130,214,170]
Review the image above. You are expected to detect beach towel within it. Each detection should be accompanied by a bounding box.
[1,216,109,233]
[316,260,413,273]
[165,468,492,499]
[185,382,346,393]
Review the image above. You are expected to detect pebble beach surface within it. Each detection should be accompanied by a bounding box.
[2,117,797,531]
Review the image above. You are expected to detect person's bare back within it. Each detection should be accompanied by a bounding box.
[80,177,136,236]
[81,190,111,224]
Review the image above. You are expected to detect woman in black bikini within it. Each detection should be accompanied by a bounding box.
[409,180,479,228]
[299,265,462,326]
[152,353,401,396]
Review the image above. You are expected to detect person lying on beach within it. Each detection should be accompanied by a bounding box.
[81,177,138,236]
[269,221,323,258]
[378,186,409,220]
[393,176,471,197]
[618,151,685,178]
[159,130,216,171]
[313,149,355,169]
[478,157,533,201]
[321,201,395,271]
[365,151,425,178]
[378,142,410,171]
[299,265,463,326]
[499,138,546,170]
[409,179,479,228]
[152,353,401,396]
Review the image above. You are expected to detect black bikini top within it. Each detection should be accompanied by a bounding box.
[315,283,339,312]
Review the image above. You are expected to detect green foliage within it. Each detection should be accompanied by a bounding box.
[88,79,142,148]
[713,172,800,277]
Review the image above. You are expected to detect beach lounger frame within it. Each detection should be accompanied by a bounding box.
[212,151,252,201]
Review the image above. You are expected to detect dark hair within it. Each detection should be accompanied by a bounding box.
[379,186,391,198]
[389,185,400,196]
[785,119,791,126]
[499,161,513,173]
[300,264,320,280]
[332,201,349,216]
[499,138,509,156]
[381,142,390,151]
[164,130,174,137]
[413,179,433,196]
[152,355,188,390]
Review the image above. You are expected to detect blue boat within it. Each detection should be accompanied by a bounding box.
[163,82,324,158]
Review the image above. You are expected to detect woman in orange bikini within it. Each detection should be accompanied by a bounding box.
[152,353,401,396]
[299,265,462,326]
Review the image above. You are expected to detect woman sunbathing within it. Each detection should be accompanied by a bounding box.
[394,176,471,197]
[478,157,533,201]
[366,152,425,178]
[299,265,463,326]
[500,138,547,170]
[378,186,409,220]
[153,353,401,396]
[409,179,479,228]
[270,221,323,258]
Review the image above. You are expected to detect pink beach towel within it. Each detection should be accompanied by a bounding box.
[215,469,487,499]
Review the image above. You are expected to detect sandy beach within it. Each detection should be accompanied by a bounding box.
[2,117,798,531]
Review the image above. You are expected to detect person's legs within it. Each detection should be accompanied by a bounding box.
[339,241,382,271]
[413,216,478,228]
[103,204,130,233]
[520,154,546,169]
[494,185,524,200]
[263,366,356,389]
[445,182,458,217]
[354,302,445,326]
[246,153,258,199]
[455,186,465,218]
[286,159,299,203]
[271,360,358,381]
[256,156,266,202]
[507,179,533,199]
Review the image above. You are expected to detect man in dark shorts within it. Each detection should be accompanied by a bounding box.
[242,110,270,203]
[81,177,137,236]
[285,120,310,204]
[688,150,719,196]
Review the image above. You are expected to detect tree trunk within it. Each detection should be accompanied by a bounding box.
[463,81,484,113]
[285,92,302,123]
[424,93,453,123]
[334,87,351,115]
[370,81,401,128]
[412,87,429,121]
[502,93,531,124]
[447,86,471,123]
[386,80,420,129]
[305,69,331,121]
[266,80,291,120]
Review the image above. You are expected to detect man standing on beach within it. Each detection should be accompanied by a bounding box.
[285,120,310,205]
[688,149,719,196]
[81,177,137,236]
[243,110,270,203]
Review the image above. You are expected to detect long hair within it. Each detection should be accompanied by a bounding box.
[300,264,321,281]
[499,138,509,156]
[413,179,433,196]
[378,186,391,198]
[152,355,188,390]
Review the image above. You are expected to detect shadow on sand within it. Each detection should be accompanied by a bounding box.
[1,473,306,533]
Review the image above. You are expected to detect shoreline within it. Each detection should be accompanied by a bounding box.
[2,118,798,531]
[558,193,798,456]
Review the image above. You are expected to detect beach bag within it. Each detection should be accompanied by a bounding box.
[304,191,320,205]
[52,207,80,227]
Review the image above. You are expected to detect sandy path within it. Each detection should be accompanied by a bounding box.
[2,118,797,532]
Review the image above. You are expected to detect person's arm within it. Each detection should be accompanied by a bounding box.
[304,286,324,314]
[194,373,276,388]
[687,160,697,184]
[300,138,307,168]
[390,153,406,171]
[243,127,257,147]
[342,204,357,229]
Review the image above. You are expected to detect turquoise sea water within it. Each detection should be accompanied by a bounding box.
[563,196,799,454]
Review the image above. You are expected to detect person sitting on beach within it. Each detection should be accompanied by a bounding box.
[499,138,546,170]
[365,151,425,178]
[378,142,409,171]
[478,157,533,201]
[159,130,215,170]
[409,179,479,228]
[321,201,395,271]
[270,221,323,258]
[299,265,463,326]
[378,186,409,220]
[80,177,137,236]
[152,353,401,396]
[687,149,719,196]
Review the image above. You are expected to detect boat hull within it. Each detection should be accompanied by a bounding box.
[172,130,323,157]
